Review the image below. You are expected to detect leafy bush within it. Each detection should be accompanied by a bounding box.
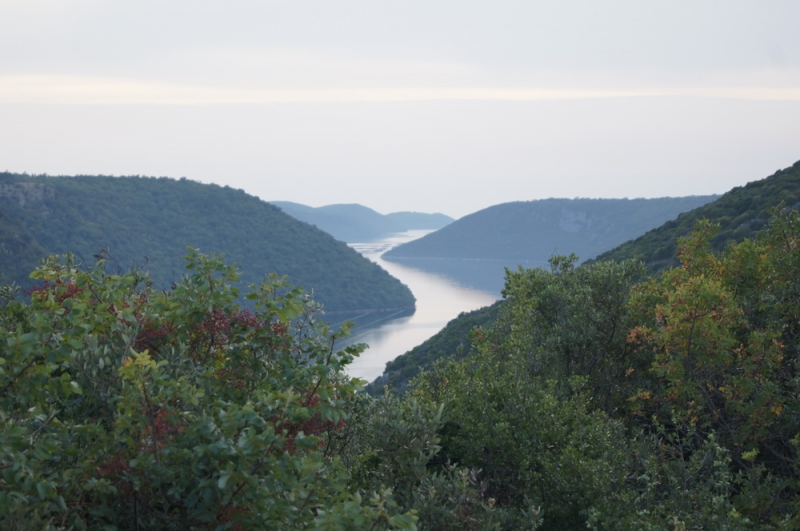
[335,391,533,531]
[0,250,415,530]
[406,209,800,529]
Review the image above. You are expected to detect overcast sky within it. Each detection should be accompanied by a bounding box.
[2,1,799,218]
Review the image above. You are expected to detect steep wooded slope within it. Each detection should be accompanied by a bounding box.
[0,173,415,313]
[593,160,800,271]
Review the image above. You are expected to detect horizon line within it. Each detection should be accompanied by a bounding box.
[3,75,800,104]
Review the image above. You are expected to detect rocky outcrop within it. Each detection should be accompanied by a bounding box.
[0,183,54,213]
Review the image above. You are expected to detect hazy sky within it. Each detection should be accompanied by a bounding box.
[2,1,799,217]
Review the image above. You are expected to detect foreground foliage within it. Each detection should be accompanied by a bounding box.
[5,207,800,530]
[0,250,423,529]
[408,209,800,529]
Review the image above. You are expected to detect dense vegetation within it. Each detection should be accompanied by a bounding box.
[0,173,414,314]
[382,196,716,293]
[403,209,800,529]
[0,250,537,529]
[593,160,800,272]
[5,208,800,529]
[5,162,800,529]
[271,201,453,243]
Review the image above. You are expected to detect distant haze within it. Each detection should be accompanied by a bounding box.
[271,201,453,242]
[2,2,799,217]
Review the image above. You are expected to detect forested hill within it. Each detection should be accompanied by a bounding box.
[593,159,800,271]
[271,201,453,242]
[384,196,718,262]
[0,173,415,313]
[375,161,800,393]
[382,195,717,293]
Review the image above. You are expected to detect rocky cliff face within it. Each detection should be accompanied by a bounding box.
[0,183,54,213]
[558,208,597,234]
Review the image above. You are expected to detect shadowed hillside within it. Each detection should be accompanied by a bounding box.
[0,173,415,314]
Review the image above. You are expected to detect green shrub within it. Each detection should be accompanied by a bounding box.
[0,250,414,530]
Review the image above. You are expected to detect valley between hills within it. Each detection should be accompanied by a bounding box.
[3,159,800,529]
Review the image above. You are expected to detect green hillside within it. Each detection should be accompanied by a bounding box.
[382,196,717,294]
[592,160,800,270]
[0,173,415,314]
[374,161,800,393]
[384,196,718,261]
[271,201,453,242]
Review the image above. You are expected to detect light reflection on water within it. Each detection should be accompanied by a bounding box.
[343,230,498,382]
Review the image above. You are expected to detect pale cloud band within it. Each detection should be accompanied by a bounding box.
[3,75,800,104]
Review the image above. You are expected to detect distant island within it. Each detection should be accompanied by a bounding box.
[270,201,454,243]
[0,173,415,314]
[383,195,718,294]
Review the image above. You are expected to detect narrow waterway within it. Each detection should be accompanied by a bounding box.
[344,230,498,382]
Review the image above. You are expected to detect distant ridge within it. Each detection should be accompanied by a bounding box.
[271,201,453,243]
[383,195,718,294]
[0,173,415,314]
[593,160,800,271]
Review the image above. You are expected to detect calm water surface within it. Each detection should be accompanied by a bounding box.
[344,231,498,382]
